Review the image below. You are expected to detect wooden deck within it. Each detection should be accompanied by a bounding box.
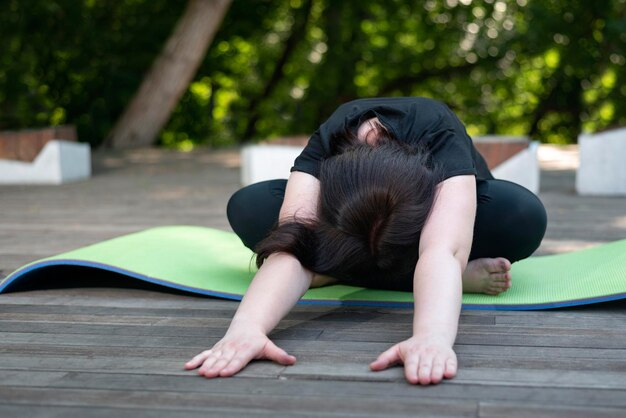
[1,145,625,417]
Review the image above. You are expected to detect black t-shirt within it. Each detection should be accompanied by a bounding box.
[291,97,493,181]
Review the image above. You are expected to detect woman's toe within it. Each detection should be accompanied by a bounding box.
[490,273,509,281]
[498,258,512,270]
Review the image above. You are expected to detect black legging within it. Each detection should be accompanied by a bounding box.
[227,178,547,265]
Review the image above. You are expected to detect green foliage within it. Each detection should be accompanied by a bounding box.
[0,0,185,145]
[2,0,626,146]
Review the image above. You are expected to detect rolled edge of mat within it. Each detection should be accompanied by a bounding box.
[0,259,245,301]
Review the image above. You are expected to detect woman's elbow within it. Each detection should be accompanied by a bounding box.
[419,245,470,271]
[452,247,470,272]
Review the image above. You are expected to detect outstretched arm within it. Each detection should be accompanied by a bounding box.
[185,171,320,377]
[370,175,476,385]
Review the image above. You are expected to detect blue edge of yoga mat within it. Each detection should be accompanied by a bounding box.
[2,258,625,311]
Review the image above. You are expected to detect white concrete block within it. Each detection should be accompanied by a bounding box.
[576,128,626,196]
[241,144,303,186]
[0,140,91,185]
[492,141,540,194]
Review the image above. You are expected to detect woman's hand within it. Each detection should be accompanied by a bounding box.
[369,334,457,385]
[184,323,296,378]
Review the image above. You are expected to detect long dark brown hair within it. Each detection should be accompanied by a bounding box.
[255,138,442,290]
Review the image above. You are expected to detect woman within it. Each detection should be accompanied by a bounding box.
[185,97,547,385]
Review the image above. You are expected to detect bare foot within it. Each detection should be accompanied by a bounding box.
[462,258,512,295]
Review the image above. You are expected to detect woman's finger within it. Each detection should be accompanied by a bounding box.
[262,340,296,365]
[417,354,435,385]
[197,356,220,376]
[370,345,401,371]
[201,350,237,378]
[430,355,446,384]
[184,349,213,370]
[403,353,419,384]
[219,355,250,377]
[197,349,223,375]
[220,342,264,377]
[444,356,458,379]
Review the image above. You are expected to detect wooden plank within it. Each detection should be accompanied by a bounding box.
[0,405,285,418]
[0,320,226,337]
[0,304,242,319]
[0,355,194,376]
[1,370,626,409]
[0,321,322,341]
[0,386,479,417]
[0,296,493,326]
[0,331,219,349]
[456,356,626,372]
[316,327,626,349]
[0,343,197,358]
[0,313,223,326]
[485,306,626,319]
[3,331,625,367]
[0,289,335,312]
[288,344,626,372]
[0,303,337,321]
[452,341,626,360]
[479,402,626,418]
[0,289,245,310]
[291,350,587,373]
[0,310,371,328]
[455,328,626,349]
[7,331,618,376]
[1,342,624,377]
[0,356,283,379]
[459,368,626,390]
[280,362,626,390]
[495,313,626,330]
[0,313,490,335]
[0,336,626,373]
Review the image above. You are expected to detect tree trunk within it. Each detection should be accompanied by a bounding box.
[105,0,232,149]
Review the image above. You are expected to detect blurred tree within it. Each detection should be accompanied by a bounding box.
[105,0,232,148]
[0,0,187,146]
[1,0,625,147]
[185,0,626,145]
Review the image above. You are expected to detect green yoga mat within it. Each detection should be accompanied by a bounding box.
[2,226,625,310]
